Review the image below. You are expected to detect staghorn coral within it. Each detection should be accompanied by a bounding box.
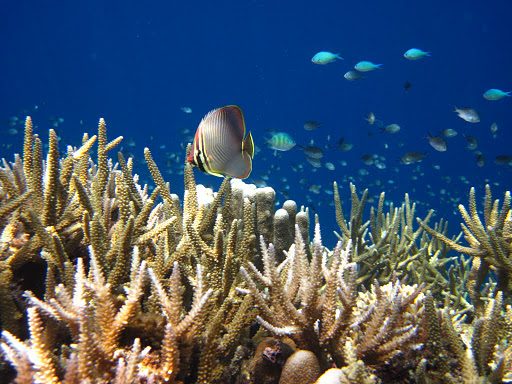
[333,182,469,315]
[419,185,512,310]
[1,117,512,383]
[0,116,143,336]
[2,249,148,383]
[0,117,314,383]
[417,290,512,383]
[240,221,426,377]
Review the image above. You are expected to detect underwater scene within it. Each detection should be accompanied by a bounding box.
[0,1,511,383]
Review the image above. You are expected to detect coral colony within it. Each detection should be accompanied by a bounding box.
[0,117,511,383]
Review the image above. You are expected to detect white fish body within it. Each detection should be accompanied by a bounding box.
[382,123,400,133]
[454,107,480,123]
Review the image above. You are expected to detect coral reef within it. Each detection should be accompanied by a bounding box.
[0,117,511,383]
[419,185,512,311]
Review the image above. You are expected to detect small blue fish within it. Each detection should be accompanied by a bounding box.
[266,132,296,151]
[483,89,511,100]
[404,48,431,60]
[354,61,383,72]
[188,106,254,179]
[311,51,343,64]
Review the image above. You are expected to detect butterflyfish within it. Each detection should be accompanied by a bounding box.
[187,105,254,179]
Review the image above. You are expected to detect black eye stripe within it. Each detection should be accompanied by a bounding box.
[194,149,207,173]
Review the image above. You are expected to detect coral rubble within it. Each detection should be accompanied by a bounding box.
[0,117,511,383]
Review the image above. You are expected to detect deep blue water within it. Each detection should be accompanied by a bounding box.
[2,0,511,245]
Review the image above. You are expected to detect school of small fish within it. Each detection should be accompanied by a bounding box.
[237,47,510,212]
[3,44,510,223]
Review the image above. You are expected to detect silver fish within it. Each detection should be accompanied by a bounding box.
[401,152,426,164]
[299,145,324,159]
[382,123,400,133]
[454,107,480,123]
[304,120,322,131]
[440,128,457,138]
[426,135,447,152]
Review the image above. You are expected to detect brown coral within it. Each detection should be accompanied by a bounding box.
[1,117,511,384]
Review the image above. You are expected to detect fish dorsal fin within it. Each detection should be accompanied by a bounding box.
[243,131,254,159]
[201,107,222,124]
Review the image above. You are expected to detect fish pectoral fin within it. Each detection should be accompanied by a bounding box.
[243,131,255,159]
[206,169,225,178]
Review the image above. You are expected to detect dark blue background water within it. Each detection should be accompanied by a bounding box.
[2,0,511,245]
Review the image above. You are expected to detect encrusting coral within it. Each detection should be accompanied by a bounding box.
[0,117,511,384]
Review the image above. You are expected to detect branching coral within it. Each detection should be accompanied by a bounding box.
[1,117,511,384]
[1,247,147,383]
[418,290,512,383]
[334,182,469,313]
[241,220,425,377]
[419,185,512,310]
[0,116,133,335]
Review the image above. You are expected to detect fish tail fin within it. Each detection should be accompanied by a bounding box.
[506,91,512,96]
[242,132,255,158]
[426,52,432,56]
[336,53,344,60]
[377,64,383,68]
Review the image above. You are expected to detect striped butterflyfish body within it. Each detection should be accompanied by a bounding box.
[187,105,254,179]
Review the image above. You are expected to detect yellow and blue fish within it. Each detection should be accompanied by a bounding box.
[265,132,296,151]
[188,105,254,179]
